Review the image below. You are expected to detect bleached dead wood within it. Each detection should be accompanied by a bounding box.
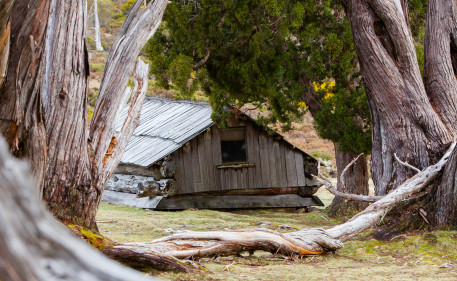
[315,157,383,203]
[118,228,343,260]
[115,139,456,259]
[326,139,457,241]
[99,58,149,184]
[0,137,160,281]
[93,0,104,51]
[89,0,168,188]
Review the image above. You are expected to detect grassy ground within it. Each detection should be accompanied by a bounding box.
[96,188,457,280]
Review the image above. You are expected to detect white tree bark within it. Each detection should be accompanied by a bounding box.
[94,0,103,51]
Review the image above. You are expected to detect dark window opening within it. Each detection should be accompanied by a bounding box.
[221,140,247,163]
[220,127,247,164]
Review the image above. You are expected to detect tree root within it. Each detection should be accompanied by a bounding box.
[101,247,200,273]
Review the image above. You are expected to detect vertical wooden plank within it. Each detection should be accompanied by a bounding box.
[211,126,222,190]
[295,151,306,186]
[246,123,256,188]
[198,135,209,192]
[253,127,264,187]
[173,150,185,194]
[279,141,288,188]
[236,169,243,189]
[224,169,231,190]
[230,169,237,190]
[268,137,278,187]
[273,141,284,187]
[241,168,248,189]
[259,132,271,188]
[285,145,298,186]
[182,142,193,194]
[191,138,201,192]
[204,129,214,190]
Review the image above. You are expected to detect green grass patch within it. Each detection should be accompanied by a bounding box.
[309,150,333,161]
[96,203,457,280]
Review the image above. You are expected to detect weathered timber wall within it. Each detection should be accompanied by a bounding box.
[174,119,312,195]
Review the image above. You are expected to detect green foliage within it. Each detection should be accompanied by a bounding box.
[90,62,105,72]
[145,0,370,153]
[120,0,136,14]
[309,150,333,161]
[315,86,371,154]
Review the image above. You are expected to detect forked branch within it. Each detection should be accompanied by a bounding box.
[314,156,383,203]
[99,59,149,185]
[89,0,168,180]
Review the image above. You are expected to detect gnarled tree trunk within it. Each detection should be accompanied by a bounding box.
[343,0,457,230]
[0,136,163,281]
[0,0,168,231]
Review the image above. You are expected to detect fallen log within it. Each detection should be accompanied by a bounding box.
[113,139,457,259]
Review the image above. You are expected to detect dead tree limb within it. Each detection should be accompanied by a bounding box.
[314,156,383,203]
[326,138,457,241]
[99,58,149,183]
[340,153,364,192]
[394,153,421,174]
[89,0,168,187]
[114,139,457,259]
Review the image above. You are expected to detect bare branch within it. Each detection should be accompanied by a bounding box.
[89,0,168,183]
[100,59,149,185]
[340,153,364,192]
[327,138,457,241]
[394,153,420,173]
[313,155,379,202]
[193,49,210,69]
[314,175,382,203]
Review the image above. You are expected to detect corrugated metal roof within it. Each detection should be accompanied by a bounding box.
[116,97,214,167]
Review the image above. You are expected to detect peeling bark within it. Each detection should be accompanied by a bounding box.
[345,0,453,196]
[0,0,169,231]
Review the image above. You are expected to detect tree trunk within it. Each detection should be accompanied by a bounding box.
[303,88,369,217]
[0,0,168,231]
[0,136,164,281]
[0,0,13,88]
[343,0,457,230]
[94,0,104,51]
[327,144,369,218]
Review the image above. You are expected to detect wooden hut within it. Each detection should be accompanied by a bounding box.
[103,97,323,210]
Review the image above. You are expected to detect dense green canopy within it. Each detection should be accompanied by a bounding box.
[145,0,371,154]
